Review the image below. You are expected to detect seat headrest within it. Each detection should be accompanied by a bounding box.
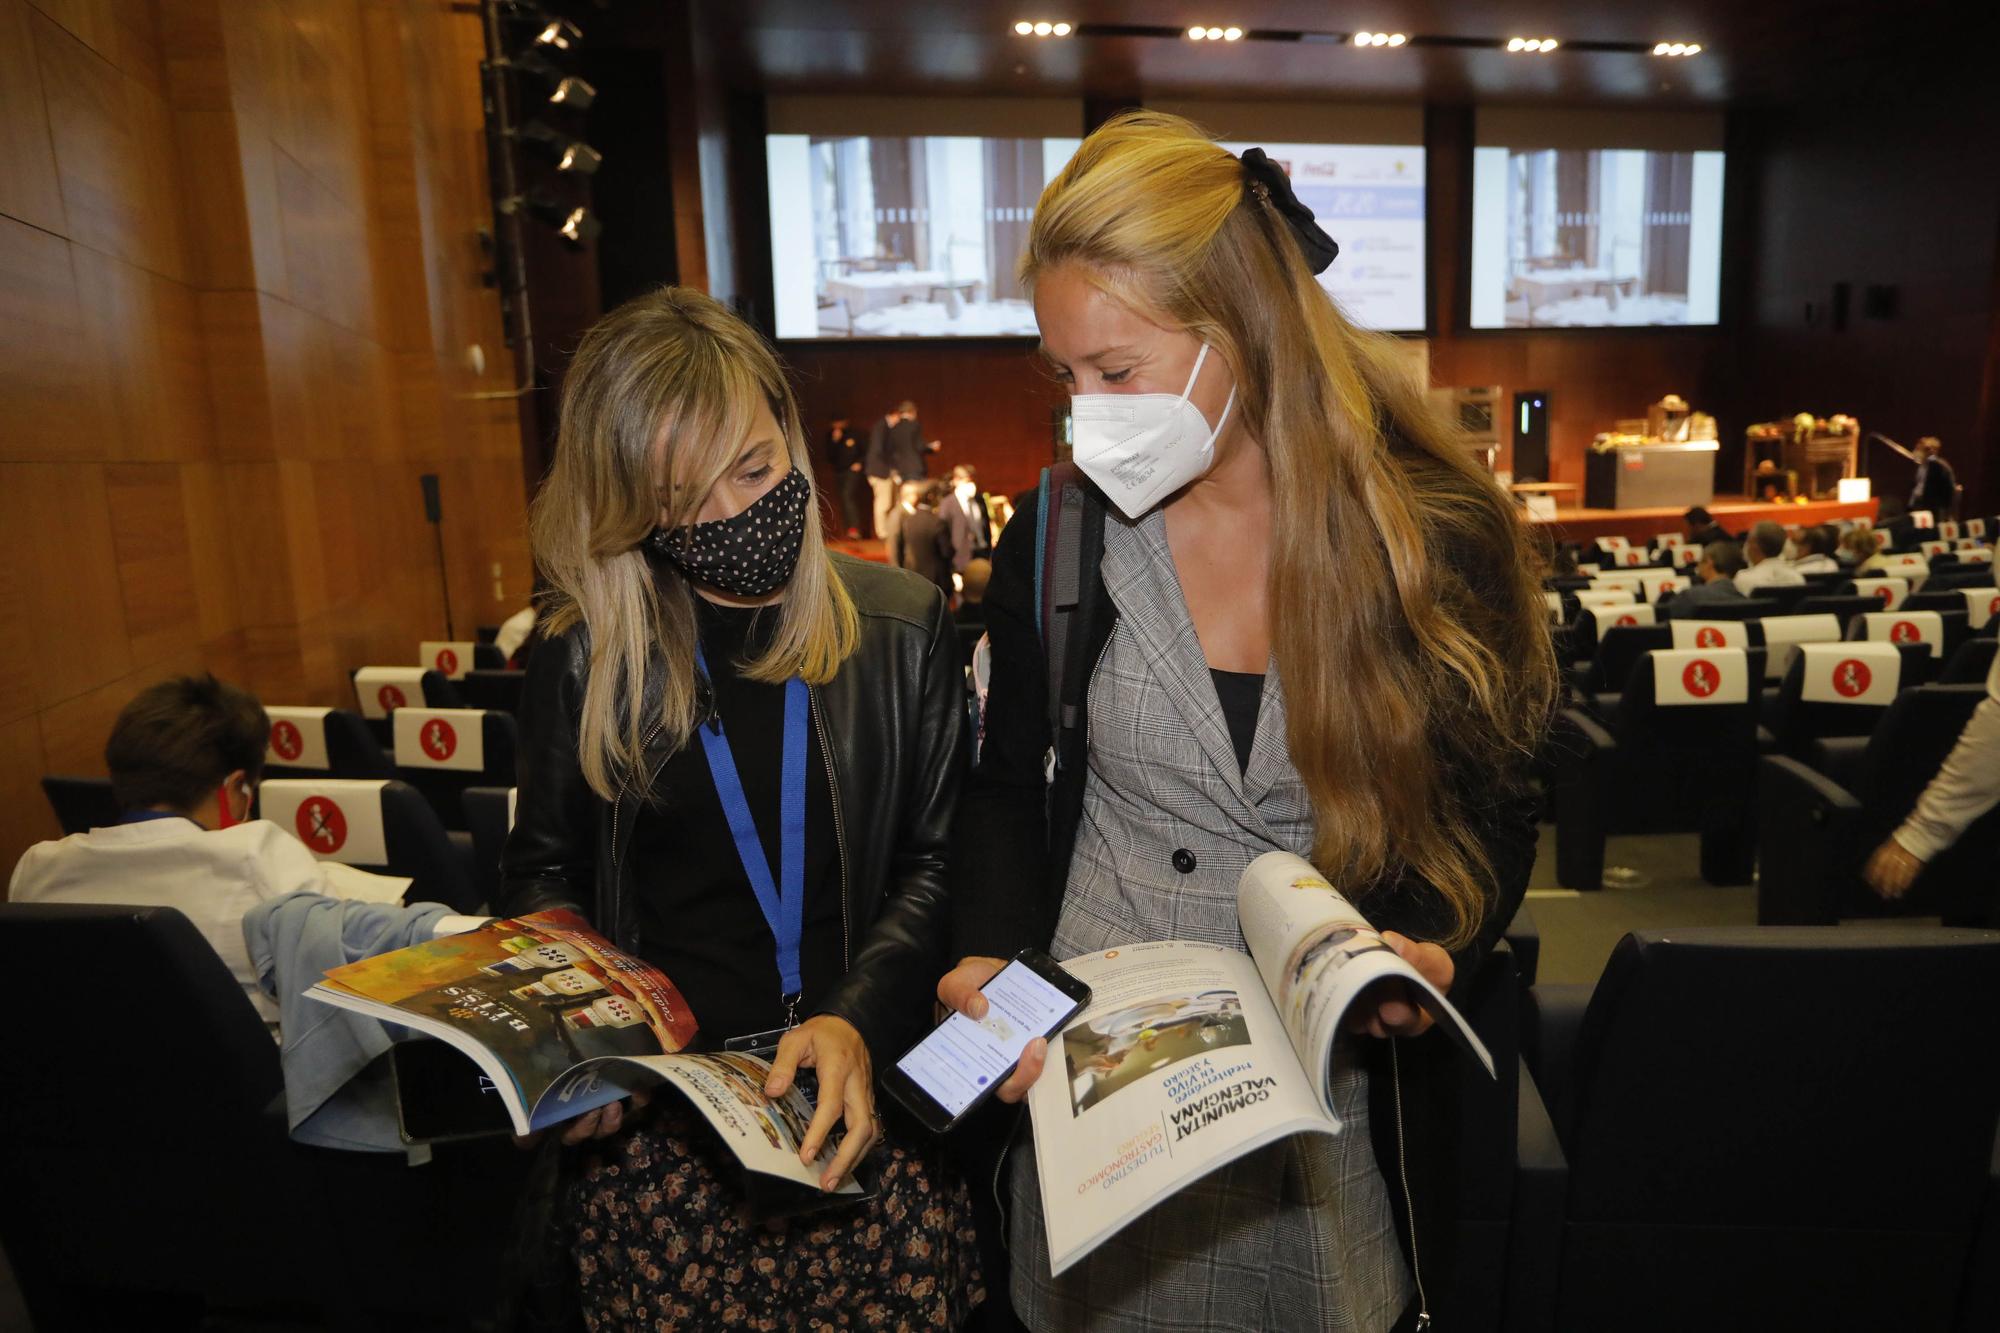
[1960,588,2000,631]
[262,706,331,769]
[419,640,478,680]
[1757,613,1842,679]
[392,707,491,771]
[257,779,390,864]
[1588,602,1657,632]
[1796,641,1902,705]
[353,666,428,719]
[1851,576,1909,610]
[1649,646,1749,705]
[1859,609,1944,657]
[1668,619,1747,650]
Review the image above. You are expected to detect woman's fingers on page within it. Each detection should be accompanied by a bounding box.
[820,1069,878,1190]
[798,1050,849,1166]
[1381,932,1455,993]
[938,956,1006,1019]
[765,1027,811,1097]
[996,1036,1046,1104]
[559,1106,604,1146]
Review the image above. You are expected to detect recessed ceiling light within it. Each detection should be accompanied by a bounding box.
[1223,26,1242,40]
[1015,20,1034,34]
[1033,21,1052,35]
[1205,26,1224,40]
[1188,25,1206,39]
[1053,22,1071,36]
[1387,33,1407,46]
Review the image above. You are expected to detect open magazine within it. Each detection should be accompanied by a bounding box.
[1026,851,1494,1276]
[308,910,863,1207]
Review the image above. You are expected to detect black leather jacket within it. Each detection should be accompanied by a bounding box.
[496,554,967,1064]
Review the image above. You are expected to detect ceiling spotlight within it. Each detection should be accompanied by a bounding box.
[1205,26,1223,40]
[1033,20,1053,34]
[508,193,601,249]
[515,121,603,175]
[1188,25,1206,39]
[1355,30,1372,44]
[1223,26,1242,40]
[1508,36,1558,53]
[534,18,580,50]
[548,75,595,109]
[1507,37,1525,51]
[1686,43,1701,54]
[1053,22,1071,35]
[556,206,599,246]
[1387,32,1406,46]
[1015,20,1033,34]
[1541,38,1559,51]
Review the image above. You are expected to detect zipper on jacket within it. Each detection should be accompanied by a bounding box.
[808,686,852,967]
[1389,1037,1430,1331]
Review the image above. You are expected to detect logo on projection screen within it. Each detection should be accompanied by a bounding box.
[270,720,304,762]
[377,684,407,712]
[1832,659,1872,698]
[420,717,458,762]
[1682,659,1720,698]
[297,796,348,854]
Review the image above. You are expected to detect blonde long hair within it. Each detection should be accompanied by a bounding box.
[530,287,858,802]
[1027,112,1557,948]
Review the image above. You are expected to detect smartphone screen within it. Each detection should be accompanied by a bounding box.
[894,957,1083,1121]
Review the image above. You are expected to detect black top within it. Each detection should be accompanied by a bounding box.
[1209,669,1264,775]
[630,599,844,1046]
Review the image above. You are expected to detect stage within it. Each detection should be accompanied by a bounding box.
[1531,494,1879,547]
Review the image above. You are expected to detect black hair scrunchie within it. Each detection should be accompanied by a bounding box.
[1238,147,1341,275]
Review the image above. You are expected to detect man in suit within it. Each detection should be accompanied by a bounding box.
[824,417,868,539]
[943,464,995,572]
[866,400,940,549]
[891,480,954,599]
[1909,436,1958,519]
[1661,540,1750,620]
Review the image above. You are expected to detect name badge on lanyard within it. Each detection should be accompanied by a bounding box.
[693,645,809,1044]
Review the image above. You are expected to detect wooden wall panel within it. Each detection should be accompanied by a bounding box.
[0,0,67,233]
[1,0,532,885]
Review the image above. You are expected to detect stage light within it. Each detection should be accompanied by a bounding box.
[1033,21,1052,34]
[1508,36,1558,53]
[1015,20,1033,34]
[1053,22,1071,35]
[1653,41,1702,56]
[515,121,602,175]
[1387,32,1406,45]
[1013,18,1073,37]
[1188,25,1206,39]
[506,193,601,249]
[534,17,580,50]
[1205,27,1224,40]
[1686,43,1701,54]
[1507,37,1525,51]
[548,76,594,109]
[1223,26,1242,40]
[556,206,598,245]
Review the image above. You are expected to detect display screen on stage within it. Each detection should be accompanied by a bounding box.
[1213,140,1427,332]
[766,133,1082,340]
[1468,146,1725,329]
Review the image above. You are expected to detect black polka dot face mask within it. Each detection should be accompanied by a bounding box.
[647,463,811,598]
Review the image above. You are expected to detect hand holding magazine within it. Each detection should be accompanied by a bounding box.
[307,910,865,1212]
[1026,851,1493,1275]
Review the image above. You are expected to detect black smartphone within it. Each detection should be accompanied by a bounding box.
[882,948,1091,1135]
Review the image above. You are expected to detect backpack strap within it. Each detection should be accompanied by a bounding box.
[1033,462,1099,762]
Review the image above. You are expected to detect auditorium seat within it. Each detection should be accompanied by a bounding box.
[1795,592,1889,633]
[261,706,394,781]
[455,668,527,715]
[1746,583,1811,615]
[38,776,119,835]
[462,785,516,912]
[390,708,518,835]
[1755,612,1843,680]
[0,902,528,1329]
[418,639,508,679]
[1764,640,1928,763]
[1757,684,1998,926]
[350,666,466,747]
[1846,608,1968,681]
[1851,575,1911,610]
[1525,927,2000,1332]
[1941,636,1998,685]
[257,778,476,912]
[1553,646,1764,891]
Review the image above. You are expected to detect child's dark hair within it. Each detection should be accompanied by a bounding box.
[104,675,268,812]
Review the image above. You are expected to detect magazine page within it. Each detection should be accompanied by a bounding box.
[1237,851,1494,1121]
[1027,941,1333,1277]
[308,910,699,1135]
[546,1050,863,1205]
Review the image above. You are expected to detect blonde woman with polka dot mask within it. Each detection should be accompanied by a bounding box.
[502,287,985,1328]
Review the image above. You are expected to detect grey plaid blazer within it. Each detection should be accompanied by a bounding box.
[1008,510,1412,1331]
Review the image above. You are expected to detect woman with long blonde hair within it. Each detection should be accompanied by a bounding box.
[939,113,1556,1330]
[499,287,982,1328]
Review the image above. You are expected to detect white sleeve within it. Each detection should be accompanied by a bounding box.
[1894,652,2000,862]
[245,821,332,900]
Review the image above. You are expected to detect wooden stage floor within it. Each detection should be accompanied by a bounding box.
[1531,494,1878,546]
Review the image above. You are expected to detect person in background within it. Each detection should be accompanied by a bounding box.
[1909,436,1958,519]
[1662,541,1750,619]
[1865,646,2000,899]
[494,604,539,665]
[1841,525,1886,571]
[955,556,992,631]
[824,416,869,539]
[1735,520,1806,594]
[866,399,941,549]
[1788,525,1841,575]
[8,675,406,1030]
[944,463,996,571]
[893,480,955,600]
[1684,505,1730,547]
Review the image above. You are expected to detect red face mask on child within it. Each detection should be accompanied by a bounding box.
[216,781,247,829]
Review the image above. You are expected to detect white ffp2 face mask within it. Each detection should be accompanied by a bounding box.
[1069,344,1236,519]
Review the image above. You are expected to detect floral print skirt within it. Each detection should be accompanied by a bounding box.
[564,1101,984,1331]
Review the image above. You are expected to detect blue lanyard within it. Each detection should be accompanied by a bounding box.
[692,645,809,1008]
